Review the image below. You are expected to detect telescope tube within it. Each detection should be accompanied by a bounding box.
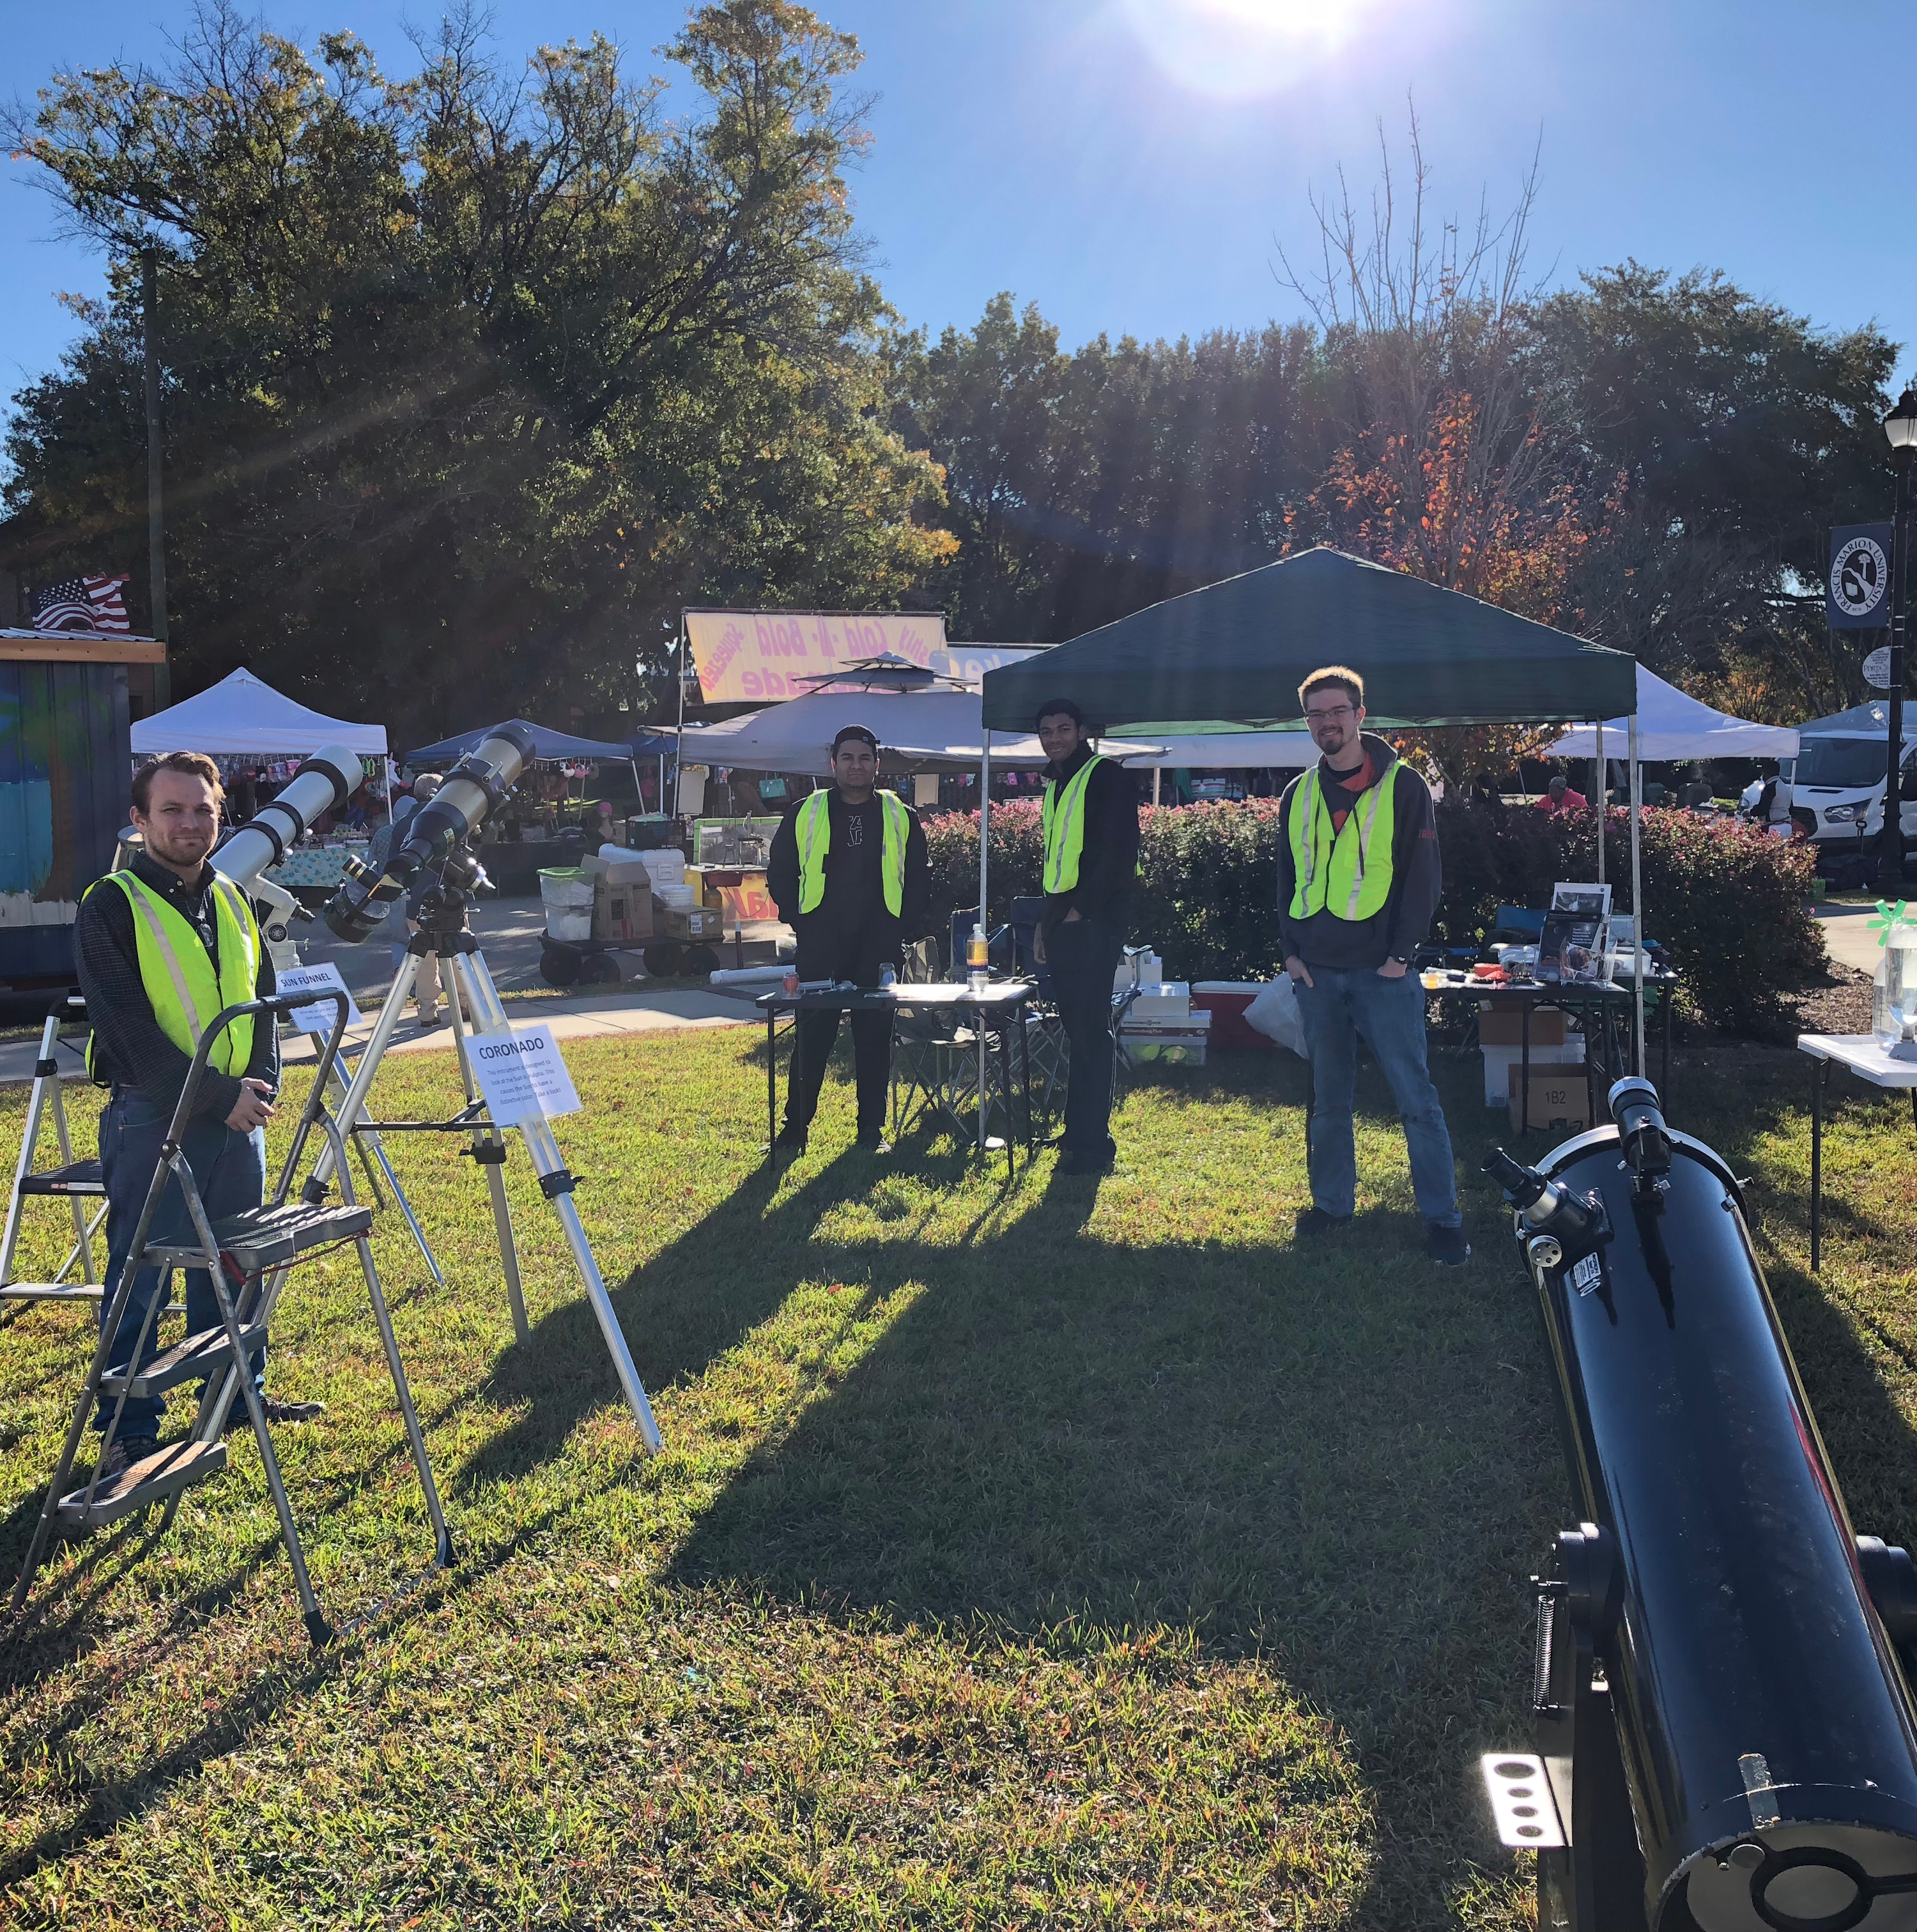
[1513,1104,1917,1931]
[323,723,534,940]
[213,743,363,895]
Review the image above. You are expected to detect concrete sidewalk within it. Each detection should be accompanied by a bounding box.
[0,985,756,1085]
[1817,900,1888,975]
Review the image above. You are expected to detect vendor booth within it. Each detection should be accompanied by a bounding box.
[980,546,1654,1073]
[132,668,389,891]
[403,719,677,892]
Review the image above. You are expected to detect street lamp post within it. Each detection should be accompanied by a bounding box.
[1881,384,1917,889]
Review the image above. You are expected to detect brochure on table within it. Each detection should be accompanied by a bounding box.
[1539,882,1611,985]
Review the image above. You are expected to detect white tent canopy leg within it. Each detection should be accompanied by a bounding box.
[977,731,992,1153]
[1629,714,1645,1078]
[1595,718,1604,886]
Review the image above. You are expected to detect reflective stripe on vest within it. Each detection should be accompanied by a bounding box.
[84,871,259,1079]
[1042,755,1107,894]
[1286,763,1397,923]
[795,790,909,917]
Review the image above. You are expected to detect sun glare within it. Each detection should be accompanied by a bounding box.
[1116,0,1382,99]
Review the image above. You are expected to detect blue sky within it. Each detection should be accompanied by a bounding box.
[4,0,1914,419]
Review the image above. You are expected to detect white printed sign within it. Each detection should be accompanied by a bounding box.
[466,1024,582,1127]
[276,960,365,1036]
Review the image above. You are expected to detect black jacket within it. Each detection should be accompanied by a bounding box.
[1274,733,1442,970]
[767,787,930,949]
[75,852,279,1119]
[1040,747,1139,933]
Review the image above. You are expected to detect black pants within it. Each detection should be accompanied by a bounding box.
[1047,915,1125,1155]
[786,920,897,1135]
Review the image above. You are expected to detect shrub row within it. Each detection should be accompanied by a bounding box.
[921,795,1826,1036]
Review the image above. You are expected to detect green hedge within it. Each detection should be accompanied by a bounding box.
[922,797,1825,1036]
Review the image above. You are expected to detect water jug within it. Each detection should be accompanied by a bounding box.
[1872,903,1917,1060]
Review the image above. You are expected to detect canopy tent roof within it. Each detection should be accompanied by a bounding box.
[675,689,1318,776]
[979,547,1638,733]
[404,719,672,765]
[1546,664,1798,761]
[1798,698,1914,741]
[131,667,387,756]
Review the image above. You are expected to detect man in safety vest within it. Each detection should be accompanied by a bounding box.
[1275,667,1468,1265]
[73,750,318,1484]
[1035,698,1139,1176]
[766,725,929,1153]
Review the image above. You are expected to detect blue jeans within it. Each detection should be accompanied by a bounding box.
[1295,967,1460,1227]
[95,1091,268,1439]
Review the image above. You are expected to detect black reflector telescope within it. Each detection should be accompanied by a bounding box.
[1484,1078,1917,1932]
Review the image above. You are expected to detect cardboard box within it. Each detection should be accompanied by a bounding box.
[662,903,723,941]
[1507,1062,1592,1135]
[592,878,652,943]
[1127,988,1192,1023]
[1477,1004,1567,1048]
[1120,1028,1208,1068]
[1481,1037,1583,1107]
[583,853,654,886]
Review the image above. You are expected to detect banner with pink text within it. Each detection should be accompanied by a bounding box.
[684,610,948,705]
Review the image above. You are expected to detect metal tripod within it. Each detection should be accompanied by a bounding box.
[307,900,663,1454]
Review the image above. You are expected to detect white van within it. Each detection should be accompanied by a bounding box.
[1787,701,1915,850]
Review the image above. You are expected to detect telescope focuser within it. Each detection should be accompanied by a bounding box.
[1608,1077,1673,1199]
[1485,1148,1608,1273]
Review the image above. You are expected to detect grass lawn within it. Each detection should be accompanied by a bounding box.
[2,1023,1916,1928]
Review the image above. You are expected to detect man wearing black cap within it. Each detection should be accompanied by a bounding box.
[767,725,930,1152]
[1035,698,1139,1174]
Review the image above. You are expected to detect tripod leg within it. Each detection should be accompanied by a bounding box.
[443,959,530,1345]
[450,951,663,1451]
[354,1233,452,1566]
[306,953,422,1193]
[328,1056,445,1288]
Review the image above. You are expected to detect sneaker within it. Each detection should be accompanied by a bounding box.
[856,1128,893,1153]
[1426,1223,1472,1267]
[773,1123,810,1156]
[1294,1206,1352,1238]
[224,1397,327,1433]
[96,1435,158,1483]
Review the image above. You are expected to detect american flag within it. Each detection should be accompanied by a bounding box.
[29,576,132,635]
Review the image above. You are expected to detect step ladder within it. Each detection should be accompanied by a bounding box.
[0,996,112,1309]
[8,988,452,1647]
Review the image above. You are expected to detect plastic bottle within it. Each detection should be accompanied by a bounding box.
[966,923,989,993]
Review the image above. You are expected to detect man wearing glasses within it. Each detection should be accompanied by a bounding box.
[1275,666,1468,1265]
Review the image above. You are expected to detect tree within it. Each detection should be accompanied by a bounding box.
[3,1,953,739]
[1534,263,1897,712]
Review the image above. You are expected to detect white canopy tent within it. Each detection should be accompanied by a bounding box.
[132,668,389,758]
[1546,663,1798,762]
[676,687,1316,777]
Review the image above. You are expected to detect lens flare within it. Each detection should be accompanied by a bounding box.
[1116,0,1380,98]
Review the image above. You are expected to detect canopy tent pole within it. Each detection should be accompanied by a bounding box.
[1595,719,1605,885]
[977,730,992,1154]
[673,618,688,818]
[1629,715,1645,1078]
[1153,769,1162,808]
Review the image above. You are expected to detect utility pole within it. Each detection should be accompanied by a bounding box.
[142,246,171,707]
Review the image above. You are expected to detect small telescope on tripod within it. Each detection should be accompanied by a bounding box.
[316,722,663,1451]
[1484,1078,1917,1932]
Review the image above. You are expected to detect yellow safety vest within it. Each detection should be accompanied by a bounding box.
[1286,762,1398,923]
[1041,755,1109,894]
[84,871,260,1080]
[796,789,909,917]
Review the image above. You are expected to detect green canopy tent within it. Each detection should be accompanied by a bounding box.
[976,546,1653,1077]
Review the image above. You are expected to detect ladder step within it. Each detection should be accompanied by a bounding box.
[100,1322,266,1398]
[17,1160,105,1197]
[0,1282,183,1312]
[56,1439,227,1529]
[151,1202,374,1274]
